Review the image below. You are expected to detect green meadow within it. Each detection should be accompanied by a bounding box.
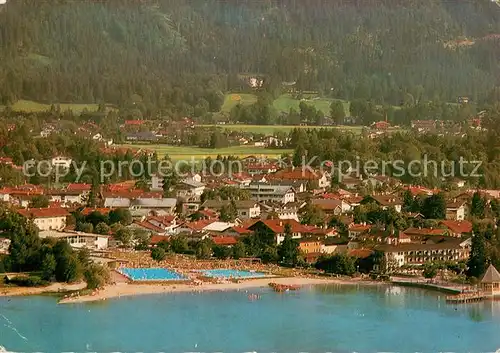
[221,93,259,112]
[198,124,365,135]
[2,99,118,114]
[11,100,100,114]
[118,144,293,160]
[222,93,350,116]
[273,94,351,116]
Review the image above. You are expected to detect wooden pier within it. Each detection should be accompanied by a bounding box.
[445,292,486,304]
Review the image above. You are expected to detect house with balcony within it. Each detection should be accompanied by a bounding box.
[362,195,402,213]
[268,167,330,190]
[248,219,310,244]
[376,238,471,269]
[348,223,372,239]
[175,180,206,202]
[312,198,351,215]
[201,200,261,219]
[241,182,295,204]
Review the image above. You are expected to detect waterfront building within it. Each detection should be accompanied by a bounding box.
[481,264,500,297]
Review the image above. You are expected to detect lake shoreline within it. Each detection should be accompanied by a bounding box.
[57,276,383,304]
[0,281,87,298]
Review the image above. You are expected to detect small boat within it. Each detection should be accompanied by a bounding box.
[268,282,301,292]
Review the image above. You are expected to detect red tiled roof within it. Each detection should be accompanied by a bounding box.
[133,220,164,233]
[182,220,214,231]
[151,235,170,245]
[321,193,343,200]
[228,226,252,235]
[347,196,363,204]
[348,249,373,258]
[212,236,238,246]
[239,219,259,229]
[198,209,219,219]
[302,225,337,236]
[403,227,449,236]
[18,207,70,218]
[0,186,44,196]
[0,157,13,164]
[270,167,323,181]
[223,180,239,186]
[446,200,466,209]
[246,163,278,170]
[249,219,309,234]
[104,180,138,192]
[66,183,91,192]
[439,220,472,234]
[125,120,145,126]
[403,185,438,196]
[349,224,372,232]
[48,201,63,208]
[232,172,252,181]
[371,121,391,129]
[370,195,402,206]
[312,198,342,210]
[102,190,162,199]
[81,207,113,216]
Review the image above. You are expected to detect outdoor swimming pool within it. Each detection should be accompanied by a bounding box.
[200,269,267,279]
[118,268,187,281]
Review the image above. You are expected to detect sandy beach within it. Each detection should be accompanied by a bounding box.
[58,276,373,304]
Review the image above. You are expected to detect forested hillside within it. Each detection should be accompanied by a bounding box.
[0,0,499,114]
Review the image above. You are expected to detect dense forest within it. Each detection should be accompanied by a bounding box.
[1,0,500,116]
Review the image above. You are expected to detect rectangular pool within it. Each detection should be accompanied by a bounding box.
[118,268,187,281]
[200,269,267,279]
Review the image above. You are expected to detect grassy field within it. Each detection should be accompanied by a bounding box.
[199,124,365,135]
[119,144,293,160]
[221,93,259,112]
[273,94,351,116]
[11,100,100,114]
[221,93,350,116]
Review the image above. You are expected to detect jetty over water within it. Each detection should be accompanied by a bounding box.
[446,292,486,304]
[446,264,500,304]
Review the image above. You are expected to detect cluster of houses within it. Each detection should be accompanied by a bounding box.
[0,154,498,271]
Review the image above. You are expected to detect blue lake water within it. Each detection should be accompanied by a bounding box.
[1,284,500,352]
[118,267,186,281]
[200,269,267,279]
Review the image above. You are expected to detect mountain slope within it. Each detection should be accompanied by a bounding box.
[0,0,499,112]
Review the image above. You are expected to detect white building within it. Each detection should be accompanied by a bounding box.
[39,230,109,250]
[51,156,73,169]
[377,238,471,269]
[446,201,467,221]
[18,208,70,231]
[176,180,206,202]
[0,237,11,254]
[241,182,295,204]
[201,200,261,219]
